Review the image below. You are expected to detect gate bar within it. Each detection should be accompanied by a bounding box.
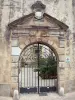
[38,43,40,94]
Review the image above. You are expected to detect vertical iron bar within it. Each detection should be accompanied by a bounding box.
[38,43,40,94]
[18,63,20,93]
[24,65,25,87]
[27,65,28,87]
[32,65,33,87]
[21,67,22,87]
[35,62,36,87]
[41,74,42,87]
[46,65,48,87]
[29,64,30,87]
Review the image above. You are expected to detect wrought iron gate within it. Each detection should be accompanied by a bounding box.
[19,43,57,93]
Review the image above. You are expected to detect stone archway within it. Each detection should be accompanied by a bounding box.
[2,0,75,97]
[18,40,59,93]
[8,25,67,96]
[7,1,68,95]
[8,16,67,94]
[16,33,66,93]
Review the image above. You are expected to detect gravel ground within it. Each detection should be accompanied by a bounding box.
[0,92,75,100]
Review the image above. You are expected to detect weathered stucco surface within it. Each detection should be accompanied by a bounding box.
[0,0,75,96]
[0,0,73,33]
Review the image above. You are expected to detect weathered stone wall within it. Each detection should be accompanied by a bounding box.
[0,0,11,96]
[63,32,75,93]
[0,0,75,96]
[72,1,75,90]
[72,0,75,32]
[0,0,74,33]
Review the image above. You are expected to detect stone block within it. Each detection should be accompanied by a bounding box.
[59,62,65,68]
[11,83,18,97]
[12,63,18,68]
[59,55,65,62]
[0,84,10,96]
[59,87,64,96]
[58,48,65,55]
[64,79,75,93]
[11,68,18,76]
[11,39,19,47]
[12,56,19,63]
[59,75,64,81]
[11,77,18,83]
[59,41,65,48]
[13,90,19,100]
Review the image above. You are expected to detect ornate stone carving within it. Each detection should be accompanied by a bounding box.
[31,1,46,10]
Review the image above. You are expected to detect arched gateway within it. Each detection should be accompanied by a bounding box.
[7,1,69,95]
[18,42,58,93]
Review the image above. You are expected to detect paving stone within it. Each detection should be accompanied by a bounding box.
[0,92,75,100]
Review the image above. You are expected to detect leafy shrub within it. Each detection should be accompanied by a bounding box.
[39,56,57,79]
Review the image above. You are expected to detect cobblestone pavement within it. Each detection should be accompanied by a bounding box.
[0,92,75,100]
